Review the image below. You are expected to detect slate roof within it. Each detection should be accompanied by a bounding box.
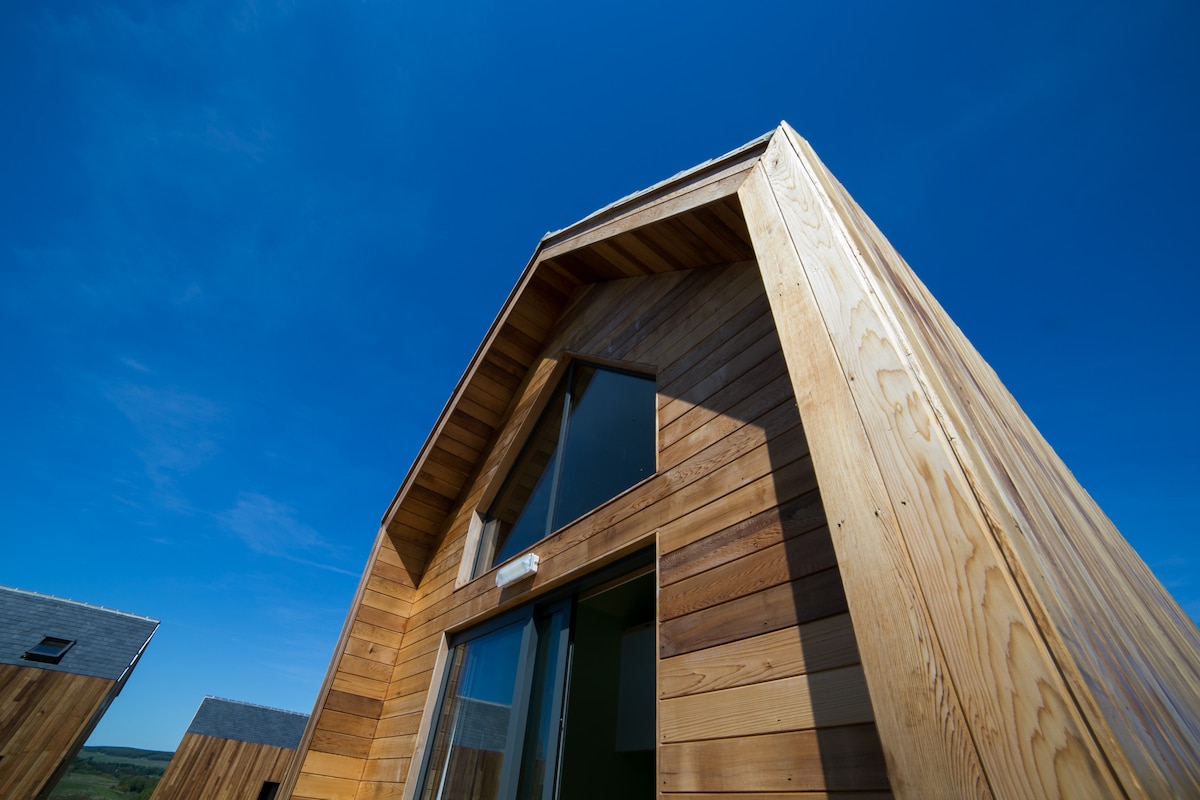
[0,585,159,680]
[186,697,309,749]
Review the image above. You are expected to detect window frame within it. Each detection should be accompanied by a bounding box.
[458,355,657,587]
[414,599,573,800]
[412,550,655,800]
[23,636,75,665]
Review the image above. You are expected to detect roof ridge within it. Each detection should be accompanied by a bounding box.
[199,696,308,717]
[0,585,160,625]
[539,126,776,243]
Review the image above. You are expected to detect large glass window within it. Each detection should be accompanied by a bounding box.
[481,362,655,571]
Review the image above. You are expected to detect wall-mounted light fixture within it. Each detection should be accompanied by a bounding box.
[495,553,539,588]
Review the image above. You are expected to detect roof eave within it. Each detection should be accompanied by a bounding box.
[378,129,776,545]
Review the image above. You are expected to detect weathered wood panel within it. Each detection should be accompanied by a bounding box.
[292,772,359,800]
[658,614,860,699]
[659,725,890,793]
[787,125,1200,798]
[744,127,1148,798]
[151,732,295,800]
[286,134,888,799]
[659,665,875,742]
[658,526,836,620]
[658,489,825,585]
[0,664,113,800]
[537,143,764,261]
[741,152,990,799]
[660,568,848,659]
[285,534,413,799]
[342,261,887,800]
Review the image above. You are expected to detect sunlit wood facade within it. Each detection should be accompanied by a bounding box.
[152,696,307,800]
[281,124,1200,799]
[0,587,158,800]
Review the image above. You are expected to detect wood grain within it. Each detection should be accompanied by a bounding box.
[152,732,296,800]
[0,665,113,800]
[788,125,1200,797]
[659,664,874,743]
[658,613,860,699]
[659,725,890,793]
[659,488,825,586]
[741,158,990,799]
[659,568,848,659]
[658,526,836,620]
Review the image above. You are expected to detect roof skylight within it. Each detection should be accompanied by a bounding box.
[23,636,75,664]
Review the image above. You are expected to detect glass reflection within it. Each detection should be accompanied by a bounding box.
[421,621,524,800]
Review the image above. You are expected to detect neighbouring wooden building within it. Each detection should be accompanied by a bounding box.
[0,585,159,800]
[152,696,308,800]
[281,123,1200,799]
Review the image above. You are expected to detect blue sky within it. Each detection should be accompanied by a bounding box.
[1,0,1197,752]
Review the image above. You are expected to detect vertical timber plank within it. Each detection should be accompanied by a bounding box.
[787,124,1200,798]
[745,131,1126,797]
[740,161,989,800]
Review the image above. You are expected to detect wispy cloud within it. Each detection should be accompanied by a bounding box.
[218,492,357,575]
[106,382,224,483]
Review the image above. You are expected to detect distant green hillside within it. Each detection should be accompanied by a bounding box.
[50,746,173,800]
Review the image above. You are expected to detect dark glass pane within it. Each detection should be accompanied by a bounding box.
[552,367,655,531]
[30,636,71,655]
[490,389,567,567]
[516,608,569,800]
[421,622,525,800]
[486,362,656,571]
[24,636,73,664]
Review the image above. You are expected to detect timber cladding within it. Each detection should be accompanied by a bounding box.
[0,664,113,800]
[0,585,158,800]
[151,696,308,800]
[151,732,294,800]
[284,124,1200,799]
[289,257,890,799]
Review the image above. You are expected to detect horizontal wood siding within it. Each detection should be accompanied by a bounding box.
[288,534,419,800]
[654,267,889,798]
[348,260,887,799]
[660,725,889,794]
[0,664,113,800]
[151,733,295,800]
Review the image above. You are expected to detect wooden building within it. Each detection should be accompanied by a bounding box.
[0,585,158,800]
[281,123,1200,799]
[152,696,308,800]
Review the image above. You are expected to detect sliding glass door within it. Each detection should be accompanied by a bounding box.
[418,603,570,800]
[417,560,656,800]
